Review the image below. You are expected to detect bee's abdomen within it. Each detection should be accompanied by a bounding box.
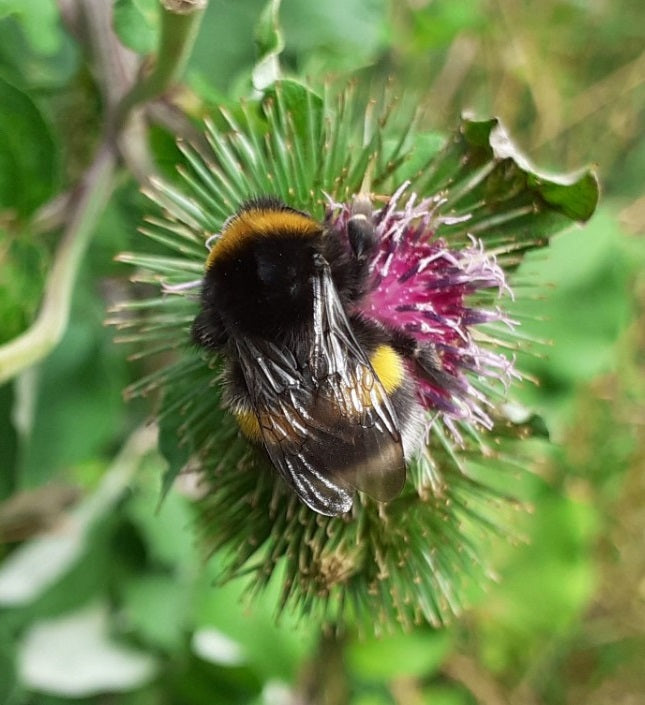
[232,407,262,442]
[369,344,405,395]
[369,344,425,461]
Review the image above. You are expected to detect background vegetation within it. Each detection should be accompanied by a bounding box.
[0,1,643,703]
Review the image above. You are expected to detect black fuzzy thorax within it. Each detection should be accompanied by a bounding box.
[193,222,371,350]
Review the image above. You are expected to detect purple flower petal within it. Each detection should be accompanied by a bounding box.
[327,186,518,439]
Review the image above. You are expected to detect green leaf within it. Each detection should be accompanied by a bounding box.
[0,519,87,608]
[166,654,262,705]
[280,0,389,72]
[156,358,213,504]
[408,1,485,49]
[127,475,197,568]
[420,117,600,263]
[421,684,476,705]
[192,571,317,681]
[0,227,48,345]
[478,487,598,673]
[122,575,189,651]
[527,171,599,222]
[0,624,19,705]
[18,287,128,485]
[348,629,453,680]
[0,432,148,612]
[0,0,62,55]
[0,16,78,89]
[158,410,192,503]
[0,516,114,620]
[392,130,445,184]
[113,0,160,55]
[0,78,59,217]
[0,382,18,499]
[487,123,598,221]
[188,0,272,96]
[510,207,632,403]
[252,0,284,89]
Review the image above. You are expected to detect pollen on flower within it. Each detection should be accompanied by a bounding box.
[327,184,519,444]
[312,547,362,592]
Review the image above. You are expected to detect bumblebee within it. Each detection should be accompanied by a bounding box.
[192,196,430,516]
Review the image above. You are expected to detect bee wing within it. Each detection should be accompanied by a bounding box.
[310,259,406,502]
[234,259,405,516]
[235,337,354,516]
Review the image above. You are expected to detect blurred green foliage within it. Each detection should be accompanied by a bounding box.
[0,0,643,704]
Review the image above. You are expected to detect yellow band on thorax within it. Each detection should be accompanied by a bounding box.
[207,208,321,268]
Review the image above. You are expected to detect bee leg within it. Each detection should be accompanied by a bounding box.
[347,214,377,261]
[347,194,377,261]
[192,308,227,351]
[387,329,462,392]
[413,345,462,392]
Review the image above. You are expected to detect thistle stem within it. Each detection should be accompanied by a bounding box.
[0,146,116,385]
[114,0,207,129]
[298,629,349,705]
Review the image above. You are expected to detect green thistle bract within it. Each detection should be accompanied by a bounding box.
[112,81,598,631]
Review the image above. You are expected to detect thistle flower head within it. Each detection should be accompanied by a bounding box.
[112,82,598,631]
[327,185,517,441]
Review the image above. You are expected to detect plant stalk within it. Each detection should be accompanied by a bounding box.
[0,146,116,385]
[114,0,207,128]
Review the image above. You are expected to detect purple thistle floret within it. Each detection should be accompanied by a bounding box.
[328,183,518,444]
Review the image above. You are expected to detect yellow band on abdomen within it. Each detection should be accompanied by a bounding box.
[369,344,405,394]
[233,408,262,441]
[233,344,403,440]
